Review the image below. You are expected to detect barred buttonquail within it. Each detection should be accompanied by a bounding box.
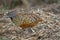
[7,11,43,29]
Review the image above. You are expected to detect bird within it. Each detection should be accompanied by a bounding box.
[6,11,43,29]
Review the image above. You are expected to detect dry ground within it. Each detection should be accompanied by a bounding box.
[0,3,60,40]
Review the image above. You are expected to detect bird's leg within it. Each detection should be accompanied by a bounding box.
[24,27,35,34]
[31,28,35,32]
[23,27,35,38]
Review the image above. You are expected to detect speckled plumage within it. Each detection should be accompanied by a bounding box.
[7,11,43,29]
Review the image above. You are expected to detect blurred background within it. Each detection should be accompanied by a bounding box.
[0,0,59,9]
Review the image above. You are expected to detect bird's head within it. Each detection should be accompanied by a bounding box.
[6,11,16,20]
